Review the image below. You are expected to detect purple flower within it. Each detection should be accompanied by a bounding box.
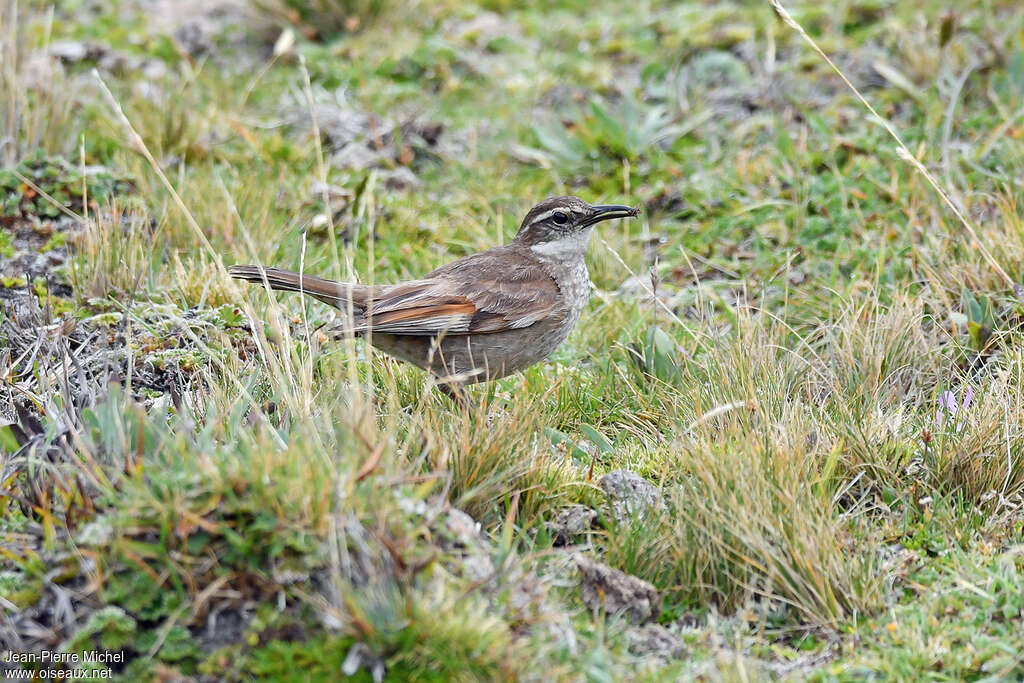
[936,386,973,433]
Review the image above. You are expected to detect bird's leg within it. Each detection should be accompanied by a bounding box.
[437,382,474,411]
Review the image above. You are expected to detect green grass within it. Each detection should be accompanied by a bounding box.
[4,0,1024,679]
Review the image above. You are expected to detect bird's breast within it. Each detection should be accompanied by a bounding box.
[545,257,591,337]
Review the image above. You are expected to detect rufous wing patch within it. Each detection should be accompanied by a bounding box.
[371,302,477,328]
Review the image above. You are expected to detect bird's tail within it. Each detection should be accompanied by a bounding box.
[228,265,374,310]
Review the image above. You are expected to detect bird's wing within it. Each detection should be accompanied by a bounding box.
[352,247,562,336]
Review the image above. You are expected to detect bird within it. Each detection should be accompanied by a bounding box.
[229,196,639,406]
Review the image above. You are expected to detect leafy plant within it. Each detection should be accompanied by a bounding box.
[530,96,691,176]
[959,287,997,352]
[0,152,132,221]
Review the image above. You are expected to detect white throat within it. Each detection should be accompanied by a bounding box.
[530,228,592,262]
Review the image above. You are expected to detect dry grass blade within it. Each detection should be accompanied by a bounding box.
[770,0,1015,290]
[92,70,225,273]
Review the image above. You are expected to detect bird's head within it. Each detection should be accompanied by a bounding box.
[514,196,639,258]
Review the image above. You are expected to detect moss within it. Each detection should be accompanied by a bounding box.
[0,229,14,258]
[0,152,132,220]
[39,231,67,253]
[1,276,26,288]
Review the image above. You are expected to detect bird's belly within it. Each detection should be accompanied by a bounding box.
[370,322,574,385]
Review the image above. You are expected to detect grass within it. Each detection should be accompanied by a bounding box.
[3,0,1024,679]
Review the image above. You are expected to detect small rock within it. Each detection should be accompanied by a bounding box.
[48,40,87,62]
[626,623,687,658]
[644,192,689,215]
[332,142,383,172]
[599,469,664,523]
[308,180,354,209]
[443,507,483,550]
[505,568,548,617]
[458,554,493,584]
[174,21,214,57]
[379,166,420,190]
[447,11,508,43]
[48,40,105,63]
[576,555,661,624]
[97,50,138,74]
[787,268,806,286]
[441,507,496,584]
[548,505,597,545]
[203,607,253,651]
[140,59,168,81]
[306,104,377,151]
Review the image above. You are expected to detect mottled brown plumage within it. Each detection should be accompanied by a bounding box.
[230,196,638,404]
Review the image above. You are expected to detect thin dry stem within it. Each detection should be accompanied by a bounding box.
[93,70,224,272]
[770,0,1015,289]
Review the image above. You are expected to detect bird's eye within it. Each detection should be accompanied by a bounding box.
[552,211,568,225]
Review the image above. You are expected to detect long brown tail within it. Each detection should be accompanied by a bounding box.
[228,265,374,310]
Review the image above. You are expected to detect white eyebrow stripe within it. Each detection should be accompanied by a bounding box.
[530,208,572,224]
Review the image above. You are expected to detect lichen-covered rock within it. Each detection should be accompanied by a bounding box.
[626,623,687,658]
[548,504,597,545]
[599,469,664,523]
[575,556,661,624]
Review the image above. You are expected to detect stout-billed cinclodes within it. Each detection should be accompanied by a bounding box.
[230,196,639,404]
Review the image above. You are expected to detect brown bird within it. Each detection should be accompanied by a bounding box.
[229,196,639,405]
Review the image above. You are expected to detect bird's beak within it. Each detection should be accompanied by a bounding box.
[584,204,640,227]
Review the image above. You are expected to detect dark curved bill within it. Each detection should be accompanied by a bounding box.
[585,204,641,227]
